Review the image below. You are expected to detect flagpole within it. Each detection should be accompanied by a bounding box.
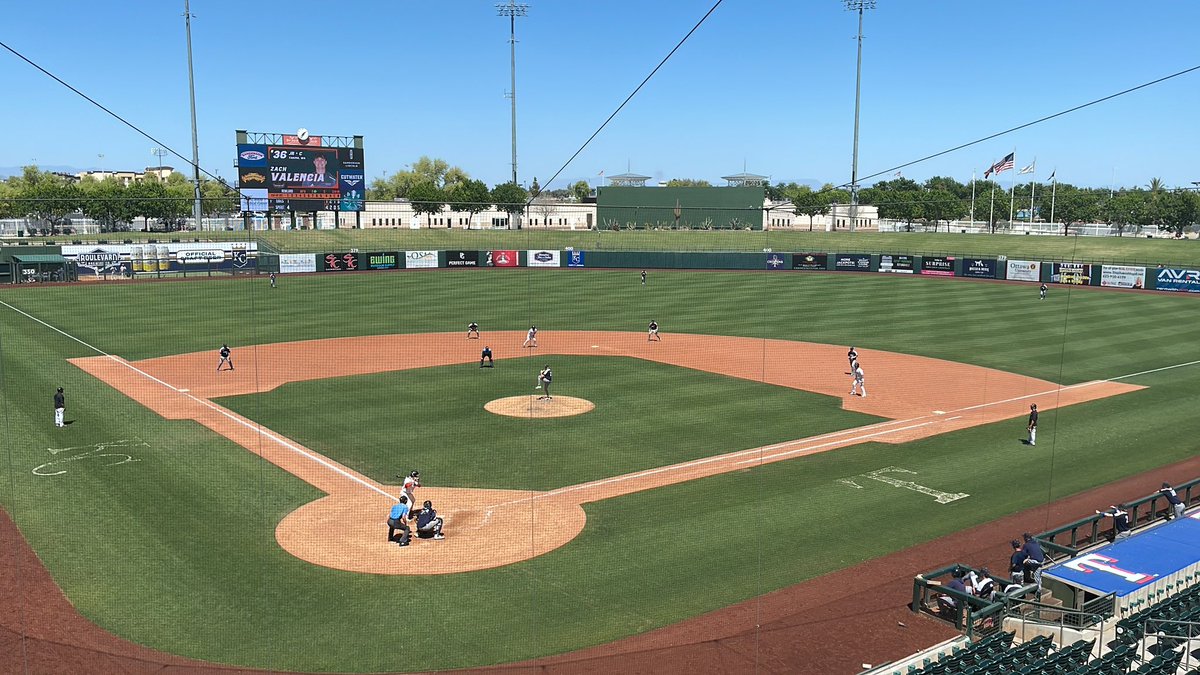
[1049,171,1057,232]
[1008,148,1016,226]
[970,170,976,230]
[989,182,996,234]
[1029,178,1036,232]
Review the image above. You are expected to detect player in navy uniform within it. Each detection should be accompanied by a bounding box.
[1039,283,1047,300]
[640,270,647,285]
[217,344,234,371]
[269,272,276,288]
[54,387,66,428]
[536,365,552,399]
[480,345,493,368]
[467,322,480,339]
[847,346,859,371]
[1026,404,1038,446]
[648,321,660,341]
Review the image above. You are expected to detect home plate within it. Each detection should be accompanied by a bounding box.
[932,410,945,415]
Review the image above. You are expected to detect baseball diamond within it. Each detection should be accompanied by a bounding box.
[2,264,1200,674]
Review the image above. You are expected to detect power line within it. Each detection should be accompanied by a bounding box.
[0,39,236,195]
[846,63,1200,188]
[531,0,725,203]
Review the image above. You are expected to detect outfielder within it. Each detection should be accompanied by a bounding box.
[648,320,660,341]
[217,344,234,371]
[523,326,538,348]
[536,365,553,400]
[1039,283,1047,300]
[467,322,480,339]
[54,387,65,428]
[849,362,866,397]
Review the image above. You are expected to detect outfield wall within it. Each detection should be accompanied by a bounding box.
[6,245,1200,292]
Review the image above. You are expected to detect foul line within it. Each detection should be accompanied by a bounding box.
[0,298,396,502]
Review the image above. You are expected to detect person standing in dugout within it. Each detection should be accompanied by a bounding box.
[54,387,65,428]
[536,365,553,400]
[1027,404,1038,446]
[467,322,480,339]
[648,321,660,341]
[217,344,234,371]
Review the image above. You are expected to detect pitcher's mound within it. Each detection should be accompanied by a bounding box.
[485,395,595,418]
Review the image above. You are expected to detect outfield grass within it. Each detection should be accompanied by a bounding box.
[1,269,1199,671]
[216,357,884,490]
[9,227,1200,264]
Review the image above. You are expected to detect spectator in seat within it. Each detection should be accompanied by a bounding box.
[933,568,969,618]
[967,567,997,601]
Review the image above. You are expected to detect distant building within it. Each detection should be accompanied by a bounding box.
[76,166,176,186]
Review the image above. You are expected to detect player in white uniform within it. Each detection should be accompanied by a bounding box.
[401,470,420,506]
[850,363,866,397]
[523,326,538,348]
[648,321,660,341]
[467,322,480,339]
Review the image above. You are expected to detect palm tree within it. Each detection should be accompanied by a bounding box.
[1148,177,1166,194]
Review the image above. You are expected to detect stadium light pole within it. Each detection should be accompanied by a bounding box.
[497,0,528,189]
[844,0,875,233]
[184,0,203,231]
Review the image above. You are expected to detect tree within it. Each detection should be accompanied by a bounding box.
[1104,191,1147,237]
[407,182,446,228]
[922,189,967,232]
[665,178,712,188]
[367,156,470,200]
[200,178,239,217]
[530,194,559,228]
[1051,186,1098,236]
[570,180,591,202]
[445,179,491,229]
[1158,190,1200,237]
[490,182,528,229]
[79,177,136,231]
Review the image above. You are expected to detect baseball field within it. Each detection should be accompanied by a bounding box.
[2,242,1200,672]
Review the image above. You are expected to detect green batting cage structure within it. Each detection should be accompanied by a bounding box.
[596,186,765,230]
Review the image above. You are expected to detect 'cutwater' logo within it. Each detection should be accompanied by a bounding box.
[240,150,265,161]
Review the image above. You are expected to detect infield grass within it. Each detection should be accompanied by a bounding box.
[2,266,1200,671]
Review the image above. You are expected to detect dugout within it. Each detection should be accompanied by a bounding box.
[596,186,765,230]
[0,246,77,284]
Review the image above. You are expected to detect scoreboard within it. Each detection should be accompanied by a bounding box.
[237,138,365,212]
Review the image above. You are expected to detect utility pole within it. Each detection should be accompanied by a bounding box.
[184,0,203,230]
[497,1,528,189]
[844,0,875,232]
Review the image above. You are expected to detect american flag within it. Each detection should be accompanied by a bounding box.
[984,153,1015,179]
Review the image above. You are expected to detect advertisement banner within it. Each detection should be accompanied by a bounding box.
[488,250,518,267]
[322,252,359,272]
[792,253,827,271]
[920,256,955,276]
[61,242,258,277]
[405,250,438,269]
[364,251,400,271]
[446,250,479,267]
[1100,265,1146,289]
[834,253,872,271]
[878,254,915,274]
[1052,262,1092,285]
[1006,259,1041,282]
[527,250,561,267]
[961,258,998,279]
[566,250,585,267]
[765,253,787,270]
[279,253,316,274]
[1156,268,1200,293]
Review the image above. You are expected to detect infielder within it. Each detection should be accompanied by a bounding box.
[217,344,234,371]
[536,365,553,400]
[1039,283,1047,300]
[467,322,480,339]
[648,320,660,341]
[480,345,494,368]
[523,326,538,348]
[847,346,858,371]
[849,362,866,397]
[1027,404,1038,446]
[54,387,65,428]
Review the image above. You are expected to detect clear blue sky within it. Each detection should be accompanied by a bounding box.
[2,1,1198,190]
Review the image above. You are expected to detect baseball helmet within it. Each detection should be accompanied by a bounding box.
[410,470,420,478]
